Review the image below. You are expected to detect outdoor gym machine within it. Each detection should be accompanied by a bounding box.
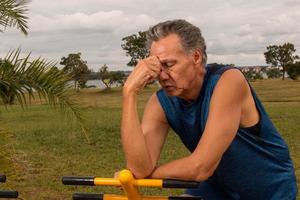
[62,169,202,200]
[0,174,18,198]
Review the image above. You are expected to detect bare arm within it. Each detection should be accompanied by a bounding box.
[121,57,169,178]
[150,69,249,181]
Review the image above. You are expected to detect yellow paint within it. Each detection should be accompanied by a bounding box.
[72,170,171,200]
[134,179,162,187]
[103,194,168,200]
[118,169,142,200]
[94,178,121,186]
[103,194,128,200]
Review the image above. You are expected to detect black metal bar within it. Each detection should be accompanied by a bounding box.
[169,196,202,200]
[0,175,6,183]
[62,176,95,186]
[162,179,200,188]
[73,193,103,200]
[0,191,18,198]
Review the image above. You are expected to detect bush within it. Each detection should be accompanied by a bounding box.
[266,68,281,79]
[286,62,300,80]
[242,69,263,81]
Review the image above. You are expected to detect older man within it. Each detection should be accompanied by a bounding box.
[121,19,297,199]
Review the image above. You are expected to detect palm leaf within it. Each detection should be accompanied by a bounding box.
[0,0,29,35]
[0,49,92,143]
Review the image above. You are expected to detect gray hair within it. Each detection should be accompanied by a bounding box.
[146,19,207,65]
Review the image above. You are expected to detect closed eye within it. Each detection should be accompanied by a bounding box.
[162,62,175,68]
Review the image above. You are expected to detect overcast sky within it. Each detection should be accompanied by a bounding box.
[1,0,299,71]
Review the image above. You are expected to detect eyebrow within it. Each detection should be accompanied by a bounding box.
[158,59,176,64]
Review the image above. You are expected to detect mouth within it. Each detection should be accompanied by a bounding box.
[163,85,174,91]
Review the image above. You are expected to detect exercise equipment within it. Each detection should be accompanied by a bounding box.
[62,169,202,200]
[0,174,18,198]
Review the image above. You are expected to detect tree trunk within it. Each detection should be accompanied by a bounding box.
[282,66,285,80]
[75,80,79,91]
[101,79,110,89]
[104,82,110,89]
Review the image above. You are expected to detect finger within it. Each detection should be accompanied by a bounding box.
[144,74,150,81]
[150,70,159,79]
[146,57,161,73]
[137,57,160,75]
[113,172,120,179]
[145,70,158,81]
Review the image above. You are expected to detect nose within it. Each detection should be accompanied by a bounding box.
[159,68,170,80]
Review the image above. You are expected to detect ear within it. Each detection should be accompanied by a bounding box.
[192,49,202,65]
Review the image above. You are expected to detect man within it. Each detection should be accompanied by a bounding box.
[121,19,297,199]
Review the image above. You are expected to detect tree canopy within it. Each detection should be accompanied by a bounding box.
[121,31,149,67]
[99,64,126,89]
[60,53,89,90]
[265,67,281,79]
[264,43,299,80]
[286,61,300,80]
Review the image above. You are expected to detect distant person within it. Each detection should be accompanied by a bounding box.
[121,19,297,199]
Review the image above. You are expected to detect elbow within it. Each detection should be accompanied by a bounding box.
[189,157,218,181]
[193,167,215,181]
[126,163,154,179]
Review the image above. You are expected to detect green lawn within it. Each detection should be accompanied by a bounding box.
[0,79,299,199]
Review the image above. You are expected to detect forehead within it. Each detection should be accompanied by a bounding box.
[150,34,184,58]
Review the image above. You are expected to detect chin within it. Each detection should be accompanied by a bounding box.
[164,88,180,97]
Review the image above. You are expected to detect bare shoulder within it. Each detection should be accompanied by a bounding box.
[220,68,247,85]
[215,69,248,98]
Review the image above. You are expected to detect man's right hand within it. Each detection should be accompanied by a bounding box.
[123,56,161,95]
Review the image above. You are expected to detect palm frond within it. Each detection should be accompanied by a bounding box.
[0,0,29,35]
[0,49,92,143]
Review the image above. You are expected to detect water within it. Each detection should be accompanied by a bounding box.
[86,80,106,88]
[79,80,120,89]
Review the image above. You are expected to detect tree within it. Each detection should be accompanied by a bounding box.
[242,68,263,81]
[0,0,28,35]
[264,43,299,80]
[121,31,149,67]
[78,68,92,88]
[286,62,300,80]
[99,64,126,89]
[60,53,89,90]
[265,67,281,79]
[109,71,126,87]
[99,64,110,88]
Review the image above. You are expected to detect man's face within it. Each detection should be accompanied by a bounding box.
[150,34,199,97]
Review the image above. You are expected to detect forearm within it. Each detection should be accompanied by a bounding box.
[150,155,217,181]
[121,91,154,177]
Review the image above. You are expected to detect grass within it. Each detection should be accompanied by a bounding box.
[0,79,299,199]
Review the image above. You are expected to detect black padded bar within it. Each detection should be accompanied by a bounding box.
[0,175,6,183]
[0,191,18,198]
[169,196,202,200]
[62,176,95,186]
[163,179,200,188]
[73,193,103,200]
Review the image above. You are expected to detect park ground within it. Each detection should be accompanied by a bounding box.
[0,79,299,199]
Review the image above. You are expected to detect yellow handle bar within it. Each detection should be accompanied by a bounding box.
[62,169,202,200]
[62,169,199,188]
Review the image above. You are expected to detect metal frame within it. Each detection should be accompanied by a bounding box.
[0,174,18,199]
[62,169,202,200]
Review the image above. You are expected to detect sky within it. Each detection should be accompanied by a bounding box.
[1,0,300,71]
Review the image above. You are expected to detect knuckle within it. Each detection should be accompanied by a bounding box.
[137,60,144,66]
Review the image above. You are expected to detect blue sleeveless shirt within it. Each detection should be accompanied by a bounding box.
[156,66,297,199]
